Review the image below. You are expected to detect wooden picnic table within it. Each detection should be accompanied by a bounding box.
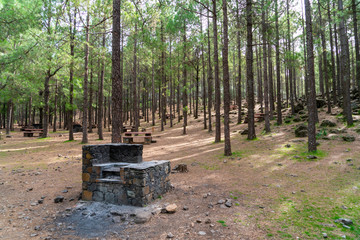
[123,132,152,144]
[23,129,44,137]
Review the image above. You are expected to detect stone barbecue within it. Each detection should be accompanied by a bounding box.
[82,144,171,206]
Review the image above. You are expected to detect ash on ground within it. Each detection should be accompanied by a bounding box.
[51,201,161,239]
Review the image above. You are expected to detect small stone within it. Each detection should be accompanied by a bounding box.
[167,232,174,238]
[198,231,206,236]
[183,206,189,211]
[292,191,296,194]
[341,205,348,210]
[62,189,68,193]
[225,200,232,208]
[203,194,208,198]
[301,189,306,192]
[217,199,225,204]
[134,211,152,224]
[30,234,38,237]
[112,216,121,223]
[27,188,33,192]
[335,218,353,226]
[285,144,291,148]
[220,204,227,209]
[34,226,40,231]
[165,204,177,213]
[277,163,283,166]
[54,196,64,203]
[196,219,202,223]
[346,158,353,162]
[30,202,38,206]
[307,155,317,160]
[259,206,265,209]
[322,233,328,238]
[205,219,211,224]
[38,199,43,204]
[223,160,227,163]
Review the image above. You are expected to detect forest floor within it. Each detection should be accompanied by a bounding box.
[1,106,360,240]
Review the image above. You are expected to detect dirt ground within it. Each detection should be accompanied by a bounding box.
[0,107,360,240]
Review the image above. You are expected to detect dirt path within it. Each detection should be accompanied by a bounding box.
[1,108,360,239]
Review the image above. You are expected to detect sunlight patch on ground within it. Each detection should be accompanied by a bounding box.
[0,145,48,152]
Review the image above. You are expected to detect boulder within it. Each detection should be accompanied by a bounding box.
[320,120,336,127]
[295,124,308,137]
[342,135,355,142]
[240,129,248,135]
[316,99,326,108]
[294,103,304,113]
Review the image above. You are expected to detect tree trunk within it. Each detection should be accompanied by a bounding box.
[183,21,188,135]
[262,0,270,133]
[53,79,58,132]
[213,0,221,143]
[111,0,123,143]
[152,56,156,126]
[133,22,139,132]
[207,8,213,132]
[352,0,360,92]
[6,100,12,136]
[327,2,337,105]
[338,0,353,126]
[222,0,231,156]
[246,0,256,140]
[236,1,242,124]
[82,10,89,143]
[68,6,76,141]
[161,20,166,131]
[275,0,282,125]
[304,0,317,152]
[200,10,207,130]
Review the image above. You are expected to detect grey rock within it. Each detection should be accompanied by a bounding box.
[54,196,64,203]
[183,206,189,211]
[335,218,353,226]
[320,120,336,127]
[342,135,355,142]
[307,155,318,160]
[322,233,328,238]
[167,232,174,238]
[225,200,232,208]
[134,211,152,224]
[198,231,206,236]
[295,124,308,137]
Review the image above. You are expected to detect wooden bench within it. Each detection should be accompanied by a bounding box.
[23,129,44,137]
[123,132,152,144]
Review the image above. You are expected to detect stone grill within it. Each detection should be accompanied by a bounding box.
[82,144,171,206]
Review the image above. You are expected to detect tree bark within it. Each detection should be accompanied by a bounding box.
[207,8,213,132]
[275,0,282,125]
[222,0,231,156]
[246,0,256,140]
[262,0,270,133]
[183,21,188,135]
[82,9,89,143]
[213,0,221,143]
[338,0,353,126]
[352,0,360,92]
[111,0,123,143]
[304,0,317,152]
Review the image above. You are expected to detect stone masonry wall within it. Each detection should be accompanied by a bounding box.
[82,144,171,206]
